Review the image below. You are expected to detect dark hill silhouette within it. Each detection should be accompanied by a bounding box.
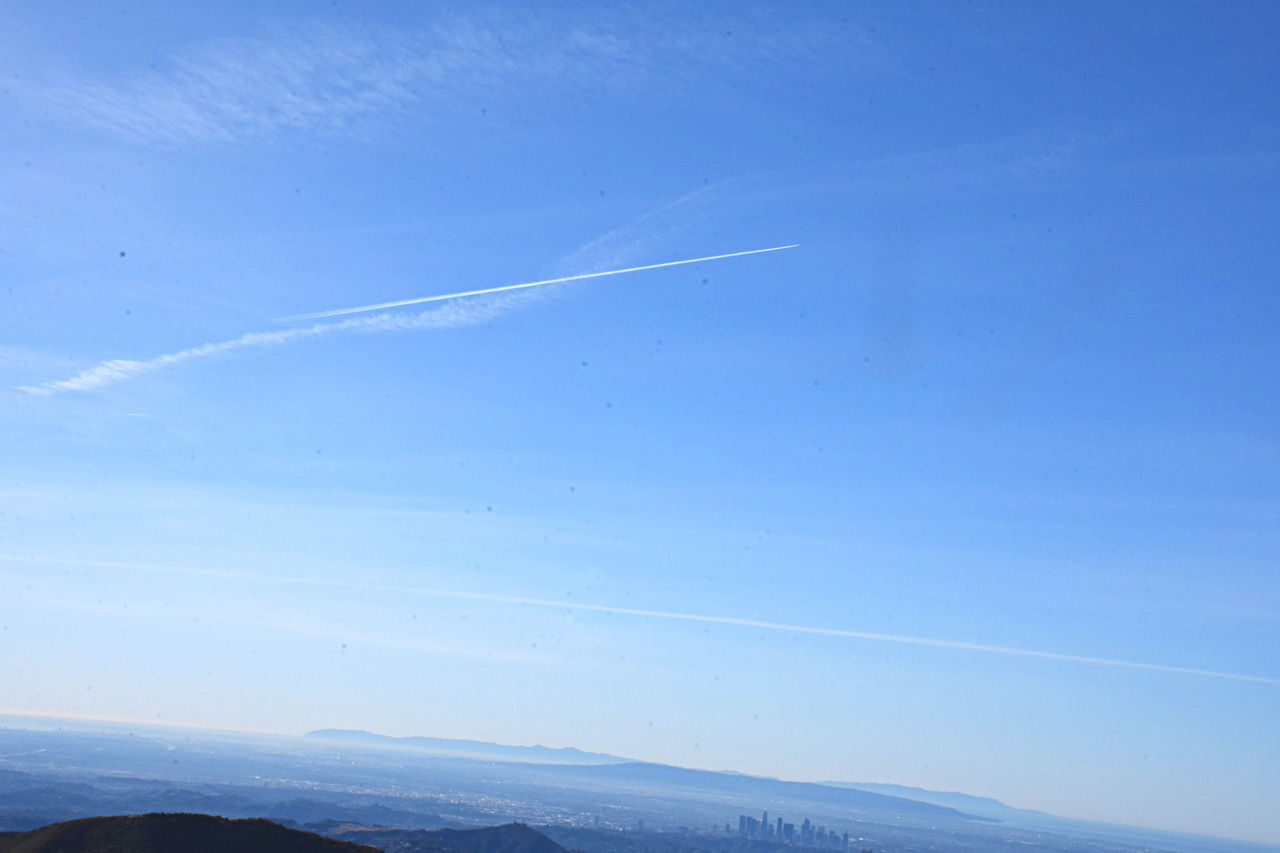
[427,823,568,853]
[0,812,382,853]
[316,821,568,853]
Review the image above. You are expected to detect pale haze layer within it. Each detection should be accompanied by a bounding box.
[1,1,1278,846]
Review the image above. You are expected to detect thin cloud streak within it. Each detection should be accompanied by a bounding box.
[10,554,1277,686]
[347,586,1280,686]
[276,244,798,321]
[17,294,520,395]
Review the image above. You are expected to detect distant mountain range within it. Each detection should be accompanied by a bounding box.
[548,760,980,822]
[825,782,1278,853]
[302,729,1280,853]
[306,729,631,765]
[302,730,982,825]
[0,813,379,853]
[823,782,1039,822]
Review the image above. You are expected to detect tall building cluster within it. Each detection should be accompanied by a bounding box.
[735,811,851,848]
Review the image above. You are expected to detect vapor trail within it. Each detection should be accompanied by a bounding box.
[18,244,797,395]
[11,553,1278,686]
[276,244,799,322]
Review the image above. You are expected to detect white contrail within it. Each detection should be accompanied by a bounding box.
[18,244,797,395]
[8,553,1278,686]
[275,244,799,322]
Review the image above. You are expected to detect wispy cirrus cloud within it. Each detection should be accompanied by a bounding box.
[21,23,459,144]
[10,11,883,145]
[552,179,744,276]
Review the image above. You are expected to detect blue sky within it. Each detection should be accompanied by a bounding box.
[2,0,1279,844]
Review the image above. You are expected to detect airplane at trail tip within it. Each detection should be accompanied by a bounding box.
[275,244,799,323]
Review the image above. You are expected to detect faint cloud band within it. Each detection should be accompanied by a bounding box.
[8,553,1277,686]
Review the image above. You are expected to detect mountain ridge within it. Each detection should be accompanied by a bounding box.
[306,730,629,766]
